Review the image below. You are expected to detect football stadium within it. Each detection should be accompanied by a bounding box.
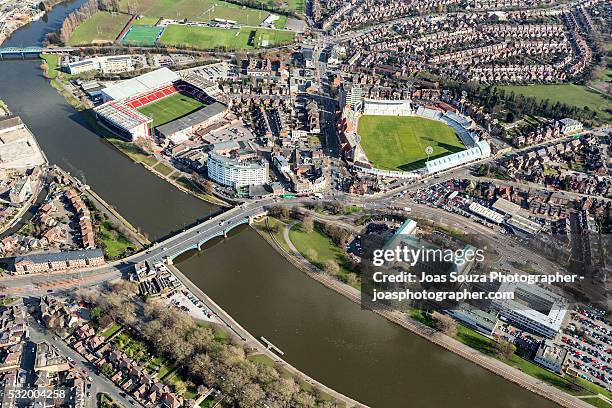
[94,67,227,143]
[340,99,491,177]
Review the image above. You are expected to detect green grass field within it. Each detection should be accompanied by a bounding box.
[137,93,205,127]
[121,25,164,46]
[135,16,161,26]
[68,11,131,45]
[501,84,612,122]
[99,220,136,260]
[159,24,295,50]
[289,222,360,288]
[41,54,59,79]
[119,0,270,25]
[357,115,465,171]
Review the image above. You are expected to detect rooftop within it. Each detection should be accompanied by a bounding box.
[157,102,226,136]
[102,67,180,101]
[14,248,104,265]
[94,101,153,130]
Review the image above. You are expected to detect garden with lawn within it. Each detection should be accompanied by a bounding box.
[288,222,360,288]
[97,220,137,260]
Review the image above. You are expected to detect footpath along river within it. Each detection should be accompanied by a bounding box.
[0,3,556,406]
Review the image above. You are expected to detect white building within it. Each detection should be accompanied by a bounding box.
[534,340,567,373]
[468,202,505,224]
[426,140,491,174]
[67,55,133,75]
[207,152,268,188]
[558,118,583,135]
[492,282,568,338]
[362,99,413,116]
[100,67,179,102]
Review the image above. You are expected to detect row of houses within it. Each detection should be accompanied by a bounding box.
[70,323,185,408]
[66,189,95,249]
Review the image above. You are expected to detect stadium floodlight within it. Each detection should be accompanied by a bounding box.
[425,146,433,162]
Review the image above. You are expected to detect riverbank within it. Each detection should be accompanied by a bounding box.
[167,262,368,408]
[253,216,595,408]
[37,61,232,209]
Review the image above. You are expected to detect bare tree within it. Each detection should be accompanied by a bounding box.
[302,216,314,233]
[324,260,340,275]
[306,248,317,261]
[433,312,457,337]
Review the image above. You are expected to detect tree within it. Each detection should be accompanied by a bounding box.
[324,260,340,275]
[100,363,114,376]
[90,306,102,323]
[269,205,289,220]
[496,339,516,360]
[302,216,314,233]
[433,312,457,337]
[346,273,359,287]
[306,248,317,261]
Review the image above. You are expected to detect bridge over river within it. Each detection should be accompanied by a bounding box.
[0,46,77,58]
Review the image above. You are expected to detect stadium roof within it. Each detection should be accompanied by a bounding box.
[157,102,227,137]
[94,101,152,131]
[426,144,482,174]
[101,67,180,101]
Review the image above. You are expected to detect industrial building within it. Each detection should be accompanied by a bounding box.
[468,202,505,224]
[0,115,47,170]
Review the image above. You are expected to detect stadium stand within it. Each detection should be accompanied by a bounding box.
[95,67,223,141]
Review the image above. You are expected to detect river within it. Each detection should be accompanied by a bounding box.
[0,3,556,406]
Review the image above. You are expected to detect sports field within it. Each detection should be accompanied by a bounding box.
[137,93,205,127]
[159,25,295,50]
[135,17,161,26]
[121,25,165,46]
[501,84,612,122]
[119,0,270,25]
[357,116,465,171]
[68,11,131,45]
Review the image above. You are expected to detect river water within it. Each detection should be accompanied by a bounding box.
[0,4,556,406]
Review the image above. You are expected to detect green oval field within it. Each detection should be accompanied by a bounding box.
[356,115,465,171]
